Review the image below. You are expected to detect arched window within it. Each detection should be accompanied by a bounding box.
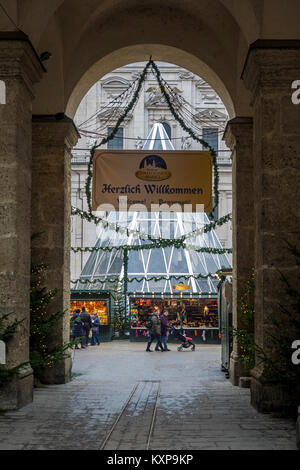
[162,122,171,139]
[0,80,6,105]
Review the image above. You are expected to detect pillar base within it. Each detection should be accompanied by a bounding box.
[229,351,250,386]
[0,364,33,411]
[37,353,72,385]
[251,369,298,414]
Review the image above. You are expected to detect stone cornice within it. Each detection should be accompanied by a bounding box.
[242,40,300,95]
[32,114,80,149]
[0,32,45,97]
[241,39,300,79]
[223,117,253,150]
[0,31,46,72]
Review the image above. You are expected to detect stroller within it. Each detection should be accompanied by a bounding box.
[169,326,196,351]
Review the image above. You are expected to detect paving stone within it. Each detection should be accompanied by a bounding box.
[0,342,297,450]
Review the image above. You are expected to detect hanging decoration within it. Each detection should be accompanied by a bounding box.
[71,245,232,255]
[85,61,152,215]
[71,272,219,286]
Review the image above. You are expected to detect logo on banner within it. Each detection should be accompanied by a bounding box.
[135,154,172,181]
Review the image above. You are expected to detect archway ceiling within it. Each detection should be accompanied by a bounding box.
[11,0,260,46]
[33,0,250,117]
[2,0,298,117]
[3,1,300,46]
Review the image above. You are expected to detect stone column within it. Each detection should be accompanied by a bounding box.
[31,114,79,384]
[224,117,254,386]
[243,41,300,412]
[0,33,44,410]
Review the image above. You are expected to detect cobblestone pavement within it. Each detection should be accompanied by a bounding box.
[0,341,297,450]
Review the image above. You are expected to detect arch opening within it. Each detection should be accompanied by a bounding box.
[66,45,236,120]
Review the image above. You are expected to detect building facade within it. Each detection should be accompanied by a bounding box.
[71,62,232,281]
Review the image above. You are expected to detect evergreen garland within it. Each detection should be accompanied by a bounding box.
[85,61,153,214]
[71,272,218,285]
[150,60,219,213]
[71,245,232,254]
[71,205,232,246]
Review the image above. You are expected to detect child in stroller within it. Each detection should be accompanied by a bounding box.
[169,325,196,351]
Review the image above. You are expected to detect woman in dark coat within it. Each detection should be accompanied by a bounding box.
[71,309,85,349]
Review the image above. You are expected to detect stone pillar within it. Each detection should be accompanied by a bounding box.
[224,117,254,386]
[0,33,44,410]
[242,41,300,412]
[297,407,300,450]
[31,114,79,384]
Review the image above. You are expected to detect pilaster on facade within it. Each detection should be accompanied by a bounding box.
[223,117,254,387]
[31,114,79,385]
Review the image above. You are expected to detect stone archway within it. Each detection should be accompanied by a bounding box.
[65,48,255,395]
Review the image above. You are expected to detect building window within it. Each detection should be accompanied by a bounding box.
[202,128,218,152]
[107,127,124,149]
[162,122,171,140]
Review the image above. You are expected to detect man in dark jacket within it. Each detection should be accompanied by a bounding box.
[80,307,92,347]
[91,313,101,346]
[146,308,164,352]
[155,309,170,351]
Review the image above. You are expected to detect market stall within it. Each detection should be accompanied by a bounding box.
[70,291,113,342]
[129,294,220,344]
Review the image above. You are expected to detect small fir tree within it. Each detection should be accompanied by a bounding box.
[30,262,75,381]
[232,271,255,370]
[255,243,300,399]
[111,281,129,338]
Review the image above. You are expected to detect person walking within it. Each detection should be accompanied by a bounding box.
[155,309,170,351]
[71,309,85,349]
[80,307,92,348]
[146,307,164,352]
[91,313,101,346]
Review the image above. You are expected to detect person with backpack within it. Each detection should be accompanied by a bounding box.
[91,313,101,346]
[146,307,164,352]
[80,307,92,348]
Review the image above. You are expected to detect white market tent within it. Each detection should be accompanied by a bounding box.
[73,124,231,295]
